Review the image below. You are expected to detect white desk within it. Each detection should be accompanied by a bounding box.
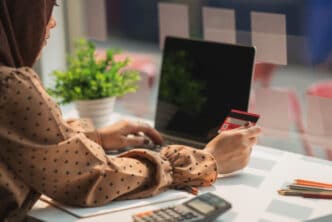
[29,144,332,222]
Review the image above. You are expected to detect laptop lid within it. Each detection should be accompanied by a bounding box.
[155,36,255,144]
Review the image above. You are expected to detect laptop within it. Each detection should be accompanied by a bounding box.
[154,36,256,149]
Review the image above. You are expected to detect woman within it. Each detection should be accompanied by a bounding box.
[0,0,261,221]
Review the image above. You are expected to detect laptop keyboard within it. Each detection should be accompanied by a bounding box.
[163,138,200,147]
[105,135,205,155]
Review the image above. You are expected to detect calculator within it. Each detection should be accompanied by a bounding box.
[132,192,232,222]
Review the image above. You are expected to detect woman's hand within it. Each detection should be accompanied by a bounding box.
[204,126,262,174]
[97,120,163,150]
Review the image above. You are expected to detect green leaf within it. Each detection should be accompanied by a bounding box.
[47,38,140,104]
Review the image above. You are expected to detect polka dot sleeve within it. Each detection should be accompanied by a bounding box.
[0,67,167,207]
[160,145,218,187]
[0,67,218,213]
[118,146,218,200]
[66,118,102,145]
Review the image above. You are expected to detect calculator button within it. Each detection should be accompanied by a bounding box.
[150,216,163,222]
[166,209,176,215]
[133,218,144,222]
[186,212,194,216]
[190,214,198,218]
[158,211,173,220]
[173,208,183,214]
[175,206,189,213]
[136,211,153,218]
[183,214,193,219]
[141,217,153,222]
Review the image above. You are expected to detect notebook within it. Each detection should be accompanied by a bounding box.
[40,190,189,218]
[155,36,256,148]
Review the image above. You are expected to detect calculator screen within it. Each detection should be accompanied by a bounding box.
[186,193,228,215]
[187,199,215,214]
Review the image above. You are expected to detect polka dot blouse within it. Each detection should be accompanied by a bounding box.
[0,67,218,221]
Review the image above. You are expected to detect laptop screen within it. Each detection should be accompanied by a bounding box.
[155,37,255,143]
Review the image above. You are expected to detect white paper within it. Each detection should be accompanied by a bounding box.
[203,7,236,44]
[251,12,287,65]
[158,3,189,49]
[41,190,189,218]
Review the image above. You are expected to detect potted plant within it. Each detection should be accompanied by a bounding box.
[48,39,140,127]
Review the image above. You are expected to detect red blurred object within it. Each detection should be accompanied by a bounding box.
[307,80,332,98]
[288,90,314,157]
[253,62,277,87]
[250,87,314,157]
[307,80,332,160]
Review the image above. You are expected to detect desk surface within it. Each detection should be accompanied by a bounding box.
[29,144,332,222]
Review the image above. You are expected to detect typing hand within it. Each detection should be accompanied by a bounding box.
[97,120,163,150]
[204,125,262,174]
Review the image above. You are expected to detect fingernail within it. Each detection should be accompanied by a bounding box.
[144,139,150,144]
[244,122,250,127]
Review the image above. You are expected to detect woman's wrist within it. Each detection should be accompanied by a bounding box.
[203,142,214,155]
[203,143,222,174]
[95,129,105,147]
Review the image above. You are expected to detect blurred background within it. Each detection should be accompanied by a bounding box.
[38,0,332,160]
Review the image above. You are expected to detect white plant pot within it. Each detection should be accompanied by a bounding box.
[75,97,116,128]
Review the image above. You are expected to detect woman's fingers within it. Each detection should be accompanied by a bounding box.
[247,137,258,147]
[66,118,77,124]
[231,135,257,156]
[125,121,163,145]
[240,125,262,138]
[124,135,151,148]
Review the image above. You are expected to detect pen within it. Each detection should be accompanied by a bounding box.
[179,185,199,196]
[295,179,332,189]
[301,193,332,199]
[289,184,332,192]
[278,189,332,199]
